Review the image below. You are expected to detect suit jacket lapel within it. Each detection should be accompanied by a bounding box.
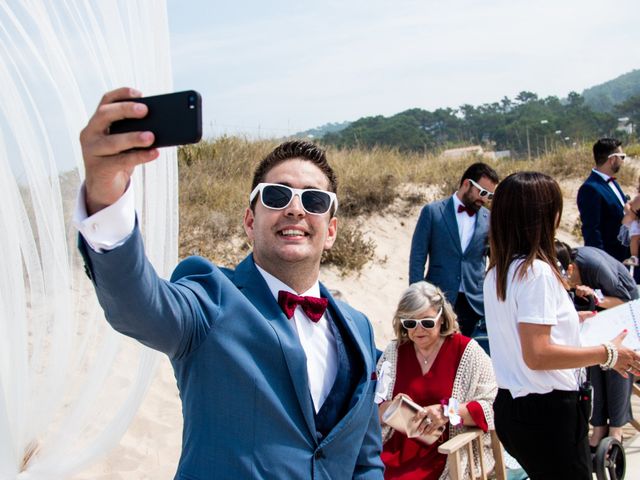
[469,207,489,247]
[591,172,625,209]
[321,284,368,373]
[441,197,463,254]
[319,283,370,436]
[233,255,317,440]
[613,180,627,205]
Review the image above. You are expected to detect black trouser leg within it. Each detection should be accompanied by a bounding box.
[493,388,592,480]
[454,293,482,337]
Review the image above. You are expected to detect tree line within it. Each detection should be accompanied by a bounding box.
[322,91,640,156]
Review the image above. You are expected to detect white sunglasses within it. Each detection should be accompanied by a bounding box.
[400,307,444,330]
[468,178,494,200]
[249,183,338,215]
[608,153,627,161]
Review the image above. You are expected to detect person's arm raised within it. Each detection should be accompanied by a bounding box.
[79,87,159,215]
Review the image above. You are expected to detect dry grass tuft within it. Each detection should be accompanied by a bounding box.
[322,219,376,274]
[178,139,639,273]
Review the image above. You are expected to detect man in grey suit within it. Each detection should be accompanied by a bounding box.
[74,88,383,479]
[409,163,499,337]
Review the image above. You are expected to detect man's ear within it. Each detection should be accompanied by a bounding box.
[323,216,338,250]
[567,263,576,282]
[243,207,255,241]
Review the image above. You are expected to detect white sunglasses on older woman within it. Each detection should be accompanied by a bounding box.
[400,307,443,330]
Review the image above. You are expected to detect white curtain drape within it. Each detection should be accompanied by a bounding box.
[0,2,177,478]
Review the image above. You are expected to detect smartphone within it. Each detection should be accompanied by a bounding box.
[109,90,202,148]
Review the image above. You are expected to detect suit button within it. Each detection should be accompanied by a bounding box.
[314,449,325,460]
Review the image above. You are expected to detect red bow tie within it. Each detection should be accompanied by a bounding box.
[278,290,328,322]
[607,177,617,183]
[457,204,476,217]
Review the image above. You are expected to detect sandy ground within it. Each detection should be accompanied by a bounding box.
[76,178,640,479]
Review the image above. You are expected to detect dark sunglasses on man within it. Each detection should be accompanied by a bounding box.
[249,183,338,215]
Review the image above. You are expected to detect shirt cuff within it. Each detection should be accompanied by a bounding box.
[466,401,489,432]
[73,182,135,252]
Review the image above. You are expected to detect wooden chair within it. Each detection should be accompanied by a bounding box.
[438,429,507,480]
[630,383,640,432]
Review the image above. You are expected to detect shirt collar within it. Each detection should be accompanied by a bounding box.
[452,192,465,212]
[592,168,612,182]
[254,263,321,300]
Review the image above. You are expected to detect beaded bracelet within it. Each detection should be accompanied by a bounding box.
[600,342,618,370]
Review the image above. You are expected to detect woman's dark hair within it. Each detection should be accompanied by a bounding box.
[488,171,567,301]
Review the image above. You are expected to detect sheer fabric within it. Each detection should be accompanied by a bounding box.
[0,2,176,478]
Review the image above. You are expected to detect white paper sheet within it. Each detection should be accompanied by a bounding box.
[580,300,640,351]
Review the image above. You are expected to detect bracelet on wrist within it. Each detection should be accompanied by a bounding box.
[599,342,618,370]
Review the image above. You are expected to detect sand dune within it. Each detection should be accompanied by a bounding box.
[75,178,619,478]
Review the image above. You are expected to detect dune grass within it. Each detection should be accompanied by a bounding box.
[178,137,639,271]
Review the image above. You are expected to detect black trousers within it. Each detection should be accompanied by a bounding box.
[454,292,482,337]
[494,388,592,480]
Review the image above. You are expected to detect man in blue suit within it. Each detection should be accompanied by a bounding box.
[409,163,498,337]
[577,138,629,263]
[74,88,383,479]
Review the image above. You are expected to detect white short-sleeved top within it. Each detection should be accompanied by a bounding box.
[484,258,581,397]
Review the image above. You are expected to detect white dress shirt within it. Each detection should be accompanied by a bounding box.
[452,193,475,253]
[592,168,625,206]
[254,265,338,412]
[452,193,476,293]
[73,183,338,412]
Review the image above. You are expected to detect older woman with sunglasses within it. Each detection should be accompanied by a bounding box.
[376,281,497,480]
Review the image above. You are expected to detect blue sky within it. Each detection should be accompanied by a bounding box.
[167,0,640,139]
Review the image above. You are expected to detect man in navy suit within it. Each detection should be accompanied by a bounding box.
[409,163,499,337]
[74,88,383,479]
[577,138,629,263]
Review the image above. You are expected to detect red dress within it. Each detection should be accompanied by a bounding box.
[381,334,485,480]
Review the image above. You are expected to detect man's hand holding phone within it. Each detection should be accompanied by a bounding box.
[80,87,159,216]
[80,87,202,216]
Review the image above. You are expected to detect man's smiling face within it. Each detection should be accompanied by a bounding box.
[244,158,337,274]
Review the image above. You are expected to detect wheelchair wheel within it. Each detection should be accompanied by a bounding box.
[594,437,625,480]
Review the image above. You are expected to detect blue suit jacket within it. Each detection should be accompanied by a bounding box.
[577,171,628,262]
[408,197,490,316]
[79,227,383,479]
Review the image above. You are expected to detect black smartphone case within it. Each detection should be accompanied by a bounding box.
[110,90,202,148]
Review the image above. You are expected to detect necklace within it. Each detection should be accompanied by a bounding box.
[414,340,442,366]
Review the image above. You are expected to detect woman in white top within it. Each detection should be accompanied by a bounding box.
[484,171,640,480]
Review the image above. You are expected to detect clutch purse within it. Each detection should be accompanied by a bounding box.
[382,395,440,445]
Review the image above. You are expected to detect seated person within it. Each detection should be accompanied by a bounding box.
[376,281,497,480]
[556,241,638,448]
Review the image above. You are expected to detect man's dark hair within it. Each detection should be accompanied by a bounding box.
[251,140,337,193]
[458,162,499,187]
[593,138,622,166]
[554,239,578,271]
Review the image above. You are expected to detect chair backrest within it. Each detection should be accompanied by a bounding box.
[437,428,507,480]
